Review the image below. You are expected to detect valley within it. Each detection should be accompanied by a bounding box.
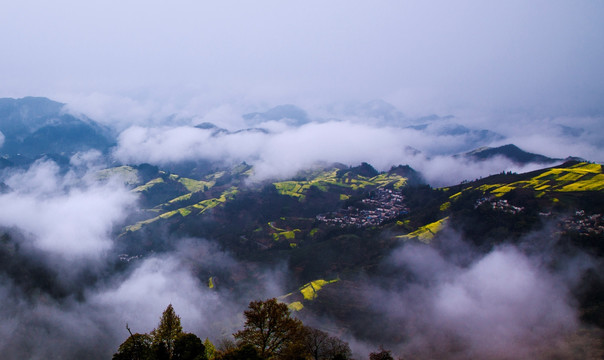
[0,97,601,358]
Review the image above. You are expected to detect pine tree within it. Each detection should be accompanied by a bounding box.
[204,338,216,360]
[151,304,184,358]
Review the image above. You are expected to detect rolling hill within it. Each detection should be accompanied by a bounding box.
[0,97,114,157]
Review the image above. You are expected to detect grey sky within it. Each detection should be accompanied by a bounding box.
[1,1,603,117]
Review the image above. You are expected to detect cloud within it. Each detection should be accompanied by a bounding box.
[0,233,289,359]
[0,158,137,259]
[112,116,597,186]
[1,1,603,118]
[360,240,582,359]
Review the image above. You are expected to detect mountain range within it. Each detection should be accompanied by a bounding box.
[0,97,114,157]
[0,96,601,358]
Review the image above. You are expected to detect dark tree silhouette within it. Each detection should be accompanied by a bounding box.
[152,304,184,359]
[112,333,154,360]
[216,344,264,360]
[173,333,206,360]
[369,348,394,360]
[233,298,303,359]
[302,326,351,360]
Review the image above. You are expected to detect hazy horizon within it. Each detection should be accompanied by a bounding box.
[2,1,603,117]
[0,2,603,359]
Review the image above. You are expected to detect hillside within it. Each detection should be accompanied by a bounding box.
[0,144,601,358]
[111,160,604,334]
[462,143,560,164]
[0,97,114,157]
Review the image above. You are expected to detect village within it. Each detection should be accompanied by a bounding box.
[316,188,409,228]
[475,197,525,214]
[560,210,604,236]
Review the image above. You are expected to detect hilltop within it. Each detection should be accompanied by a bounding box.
[462,143,560,164]
[0,97,601,358]
[0,97,114,157]
[107,159,604,336]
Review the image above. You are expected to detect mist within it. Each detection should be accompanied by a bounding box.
[0,0,602,358]
[328,229,602,359]
[0,157,288,359]
[111,113,601,186]
[3,1,604,119]
[0,152,599,358]
[0,156,288,358]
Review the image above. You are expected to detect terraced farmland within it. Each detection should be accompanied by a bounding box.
[273,169,408,200]
[398,217,448,243]
[280,278,340,311]
[475,162,603,197]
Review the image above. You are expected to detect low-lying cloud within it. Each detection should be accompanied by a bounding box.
[357,237,588,359]
[112,115,600,186]
[0,159,136,259]
[0,234,287,359]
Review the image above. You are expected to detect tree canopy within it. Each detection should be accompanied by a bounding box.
[113,305,205,360]
[302,326,351,360]
[152,304,184,357]
[233,298,303,359]
[114,300,357,360]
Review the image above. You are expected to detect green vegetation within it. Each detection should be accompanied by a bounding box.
[124,187,239,232]
[272,229,300,241]
[280,278,340,307]
[178,177,213,193]
[113,304,204,360]
[96,166,140,185]
[398,217,448,243]
[454,162,604,199]
[299,279,339,300]
[192,187,239,214]
[273,169,408,200]
[288,301,304,311]
[268,221,286,232]
[439,201,451,211]
[133,177,165,192]
[115,299,354,360]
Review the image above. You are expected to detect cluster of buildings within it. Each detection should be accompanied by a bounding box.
[118,254,142,262]
[475,197,524,214]
[560,210,604,236]
[317,188,408,228]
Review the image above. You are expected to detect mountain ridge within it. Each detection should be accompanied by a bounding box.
[0,97,115,157]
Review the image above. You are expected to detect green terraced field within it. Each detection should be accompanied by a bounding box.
[191,187,239,213]
[280,278,340,311]
[288,301,304,311]
[273,169,408,199]
[133,177,165,192]
[451,162,604,199]
[178,177,213,193]
[124,187,239,232]
[299,279,339,300]
[96,166,141,185]
[398,217,448,243]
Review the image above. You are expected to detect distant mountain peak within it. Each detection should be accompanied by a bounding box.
[336,162,379,178]
[0,96,115,158]
[242,104,309,126]
[463,144,560,164]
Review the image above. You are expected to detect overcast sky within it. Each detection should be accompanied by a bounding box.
[1,0,603,118]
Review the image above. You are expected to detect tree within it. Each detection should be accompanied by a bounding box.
[216,344,265,360]
[204,338,216,360]
[151,304,184,359]
[369,348,394,360]
[173,333,206,360]
[112,333,154,360]
[233,298,303,359]
[302,326,351,360]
